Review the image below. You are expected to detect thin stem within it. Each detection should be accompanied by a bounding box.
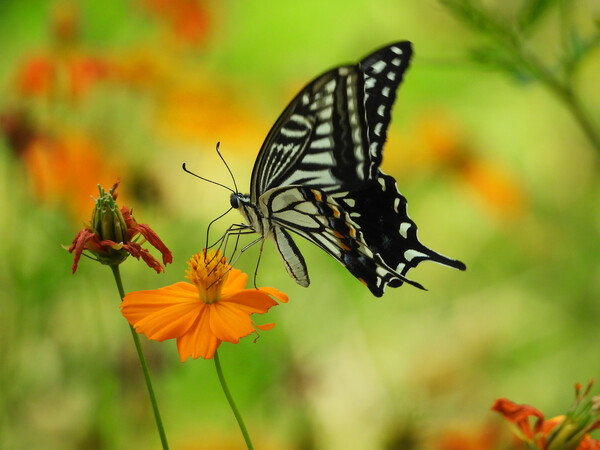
[551,84,600,155]
[213,350,254,450]
[513,46,600,156]
[110,265,169,450]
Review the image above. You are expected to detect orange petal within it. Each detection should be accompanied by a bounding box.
[255,322,275,331]
[209,302,255,343]
[221,268,247,295]
[121,282,200,338]
[132,302,203,341]
[257,286,288,303]
[221,289,279,314]
[68,227,96,273]
[122,282,197,312]
[491,398,544,439]
[176,307,220,360]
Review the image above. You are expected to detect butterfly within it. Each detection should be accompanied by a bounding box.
[228,41,466,297]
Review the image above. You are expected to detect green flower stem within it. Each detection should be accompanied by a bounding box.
[511,43,600,156]
[110,265,169,450]
[214,350,254,450]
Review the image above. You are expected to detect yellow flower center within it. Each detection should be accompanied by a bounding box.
[186,250,230,304]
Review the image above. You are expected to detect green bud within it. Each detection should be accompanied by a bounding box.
[91,185,128,243]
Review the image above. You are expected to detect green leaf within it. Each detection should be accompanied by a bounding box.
[518,0,560,31]
[469,46,534,82]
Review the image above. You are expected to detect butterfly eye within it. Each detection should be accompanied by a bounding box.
[230,194,240,209]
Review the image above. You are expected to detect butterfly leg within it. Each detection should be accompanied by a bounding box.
[253,239,266,289]
[204,206,234,252]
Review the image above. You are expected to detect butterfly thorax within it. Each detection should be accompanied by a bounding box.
[230,192,270,237]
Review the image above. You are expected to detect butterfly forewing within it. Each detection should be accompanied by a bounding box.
[359,42,412,178]
[251,43,413,200]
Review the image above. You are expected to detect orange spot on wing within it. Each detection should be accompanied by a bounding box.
[339,240,351,251]
[349,226,357,238]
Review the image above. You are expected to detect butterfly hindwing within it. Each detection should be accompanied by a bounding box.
[260,185,426,296]
[334,174,467,280]
[272,226,310,287]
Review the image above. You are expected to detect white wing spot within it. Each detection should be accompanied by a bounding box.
[303,151,335,165]
[377,104,386,116]
[371,60,387,74]
[387,71,396,81]
[382,86,390,97]
[369,141,379,156]
[391,46,402,55]
[280,126,309,138]
[393,197,400,213]
[324,79,337,93]
[399,222,411,238]
[310,137,333,149]
[374,122,383,137]
[392,57,401,66]
[345,198,355,207]
[316,122,332,135]
[318,106,332,120]
[396,262,406,273]
[404,249,428,262]
[378,177,386,191]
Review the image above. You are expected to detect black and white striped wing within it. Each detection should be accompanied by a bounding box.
[259,181,465,297]
[250,42,413,201]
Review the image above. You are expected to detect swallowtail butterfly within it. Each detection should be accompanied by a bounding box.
[229,42,466,297]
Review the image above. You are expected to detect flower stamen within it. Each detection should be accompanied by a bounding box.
[186,249,230,304]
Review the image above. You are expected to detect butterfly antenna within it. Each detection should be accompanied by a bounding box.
[215,142,239,194]
[182,162,235,194]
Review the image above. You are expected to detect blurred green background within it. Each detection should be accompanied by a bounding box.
[1,1,599,449]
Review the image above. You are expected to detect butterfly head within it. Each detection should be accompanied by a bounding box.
[230,192,263,232]
[229,192,246,209]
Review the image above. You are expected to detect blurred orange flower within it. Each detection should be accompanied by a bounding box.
[433,423,500,450]
[16,56,57,97]
[492,381,600,449]
[121,250,288,361]
[141,0,210,46]
[20,133,122,219]
[385,110,526,220]
[69,180,172,273]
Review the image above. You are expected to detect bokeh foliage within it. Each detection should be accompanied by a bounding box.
[1,1,599,449]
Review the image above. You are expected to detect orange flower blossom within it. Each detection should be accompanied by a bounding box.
[121,249,288,361]
[68,179,172,273]
[492,381,600,450]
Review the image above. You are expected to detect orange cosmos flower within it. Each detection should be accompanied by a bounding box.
[68,179,172,273]
[492,381,600,450]
[121,250,288,361]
